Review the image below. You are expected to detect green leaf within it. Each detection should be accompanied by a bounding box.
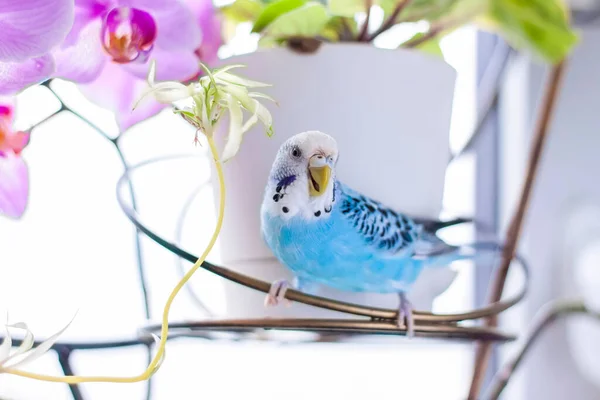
[251,0,307,33]
[257,35,282,48]
[264,2,330,38]
[221,0,265,23]
[328,0,458,20]
[378,0,459,21]
[328,0,365,18]
[321,16,358,41]
[484,0,578,63]
[401,32,444,58]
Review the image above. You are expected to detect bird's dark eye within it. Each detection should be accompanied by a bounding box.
[291,146,302,159]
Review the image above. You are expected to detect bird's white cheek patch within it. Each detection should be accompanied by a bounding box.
[268,179,311,219]
[265,192,301,219]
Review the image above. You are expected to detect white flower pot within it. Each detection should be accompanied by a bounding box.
[211,43,457,319]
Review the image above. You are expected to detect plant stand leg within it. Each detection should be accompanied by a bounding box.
[468,60,568,399]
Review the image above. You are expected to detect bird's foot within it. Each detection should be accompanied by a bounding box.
[397,293,415,338]
[264,279,292,307]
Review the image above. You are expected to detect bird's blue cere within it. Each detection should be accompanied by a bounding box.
[260,131,468,337]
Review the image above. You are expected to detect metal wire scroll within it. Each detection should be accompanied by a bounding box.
[0,40,528,400]
[116,153,530,344]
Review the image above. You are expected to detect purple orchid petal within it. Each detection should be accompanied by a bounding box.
[75,0,111,12]
[101,7,157,64]
[0,152,29,219]
[0,103,30,155]
[0,126,30,155]
[123,48,199,81]
[53,20,107,83]
[78,62,165,131]
[9,132,31,154]
[62,1,109,47]
[0,54,55,95]
[0,97,15,113]
[0,0,74,62]
[119,0,171,9]
[0,104,13,119]
[186,0,223,64]
[134,0,201,52]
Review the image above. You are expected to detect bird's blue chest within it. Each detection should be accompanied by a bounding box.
[263,212,339,274]
[261,208,422,293]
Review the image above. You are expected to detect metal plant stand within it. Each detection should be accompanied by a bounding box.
[114,158,528,344]
[3,47,591,400]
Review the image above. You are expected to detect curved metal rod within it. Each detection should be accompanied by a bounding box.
[483,299,600,400]
[115,154,529,324]
[55,346,84,400]
[4,336,152,351]
[140,318,517,342]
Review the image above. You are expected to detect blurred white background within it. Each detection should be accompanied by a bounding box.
[0,21,477,400]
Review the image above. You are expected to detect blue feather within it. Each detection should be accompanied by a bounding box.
[261,181,463,294]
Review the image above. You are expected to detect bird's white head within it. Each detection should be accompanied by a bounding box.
[262,131,339,220]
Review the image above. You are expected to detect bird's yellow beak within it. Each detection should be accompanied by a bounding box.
[308,155,331,197]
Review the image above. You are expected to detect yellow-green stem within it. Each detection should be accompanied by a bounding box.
[4,136,226,384]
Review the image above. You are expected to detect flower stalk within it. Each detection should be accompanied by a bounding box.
[1,61,275,385]
[2,135,225,385]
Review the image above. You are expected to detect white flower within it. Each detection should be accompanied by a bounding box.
[0,315,74,372]
[133,61,199,106]
[134,60,277,162]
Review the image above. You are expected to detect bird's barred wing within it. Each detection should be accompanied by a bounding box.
[338,185,419,255]
[338,183,457,258]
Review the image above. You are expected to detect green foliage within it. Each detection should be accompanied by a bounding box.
[327,0,364,18]
[264,2,330,38]
[401,32,444,57]
[328,0,456,20]
[379,0,458,21]
[484,0,578,63]
[251,0,307,32]
[219,0,578,64]
[221,0,265,23]
[322,16,358,41]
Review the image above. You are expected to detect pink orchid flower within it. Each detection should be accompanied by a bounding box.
[52,0,222,132]
[186,0,223,65]
[0,104,30,219]
[0,0,75,95]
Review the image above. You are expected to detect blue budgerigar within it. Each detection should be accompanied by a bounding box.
[260,131,470,336]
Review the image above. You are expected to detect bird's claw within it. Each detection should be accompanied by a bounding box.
[264,279,292,307]
[398,293,415,338]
